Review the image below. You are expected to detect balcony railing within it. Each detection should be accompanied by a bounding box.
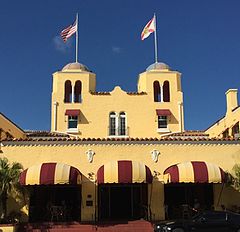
[108,126,129,137]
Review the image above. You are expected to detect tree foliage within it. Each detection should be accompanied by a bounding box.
[0,157,23,222]
[232,164,240,191]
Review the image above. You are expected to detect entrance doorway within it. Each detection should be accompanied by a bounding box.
[164,183,213,219]
[28,185,81,222]
[98,184,148,221]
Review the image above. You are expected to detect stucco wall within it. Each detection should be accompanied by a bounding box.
[1,140,240,221]
[51,68,184,137]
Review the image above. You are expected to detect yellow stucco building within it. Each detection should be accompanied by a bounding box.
[0,61,240,223]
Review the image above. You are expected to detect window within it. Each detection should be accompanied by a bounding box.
[109,112,117,136]
[156,109,171,132]
[232,122,239,137]
[163,81,170,102]
[109,112,127,136]
[119,112,126,135]
[222,128,229,138]
[74,81,82,103]
[158,116,167,129]
[68,116,78,129]
[64,80,72,103]
[153,81,161,102]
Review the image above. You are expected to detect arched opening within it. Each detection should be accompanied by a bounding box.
[163,81,170,102]
[109,112,117,136]
[119,112,126,135]
[74,81,82,103]
[97,160,152,221]
[20,163,82,222]
[153,81,161,102]
[64,80,72,103]
[164,161,225,219]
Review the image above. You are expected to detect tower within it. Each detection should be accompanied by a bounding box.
[51,62,96,133]
[138,62,184,133]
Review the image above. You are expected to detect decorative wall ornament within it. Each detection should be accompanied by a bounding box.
[151,149,160,162]
[87,172,95,181]
[86,149,95,163]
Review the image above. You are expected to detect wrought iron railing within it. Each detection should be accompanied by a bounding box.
[108,126,129,136]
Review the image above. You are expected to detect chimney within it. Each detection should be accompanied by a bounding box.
[225,89,238,114]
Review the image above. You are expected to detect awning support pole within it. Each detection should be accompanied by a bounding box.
[94,177,97,226]
[131,186,134,217]
[217,183,225,208]
[149,183,153,221]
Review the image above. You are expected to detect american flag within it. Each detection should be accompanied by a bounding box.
[61,19,77,42]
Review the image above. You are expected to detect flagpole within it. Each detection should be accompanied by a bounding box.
[154,13,158,63]
[76,13,78,63]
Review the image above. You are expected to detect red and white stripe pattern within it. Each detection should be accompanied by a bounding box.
[19,162,81,185]
[164,161,226,183]
[61,19,77,42]
[97,160,153,184]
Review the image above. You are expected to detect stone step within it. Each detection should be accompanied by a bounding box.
[17,220,154,232]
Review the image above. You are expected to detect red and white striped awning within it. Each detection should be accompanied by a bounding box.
[97,160,153,184]
[164,161,226,183]
[19,163,82,185]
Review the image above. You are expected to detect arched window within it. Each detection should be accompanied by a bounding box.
[163,81,170,102]
[119,112,126,135]
[109,112,117,136]
[74,81,82,103]
[153,81,161,102]
[64,80,72,103]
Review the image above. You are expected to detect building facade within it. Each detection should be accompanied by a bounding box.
[1,61,240,223]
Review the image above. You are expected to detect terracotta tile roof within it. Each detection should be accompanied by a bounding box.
[163,130,208,137]
[126,92,147,95]
[25,130,70,138]
[90,91,147,95]
[2,136,240,143]
[161,130,209,140]
[90,91,111,95]
[2,130,238,143]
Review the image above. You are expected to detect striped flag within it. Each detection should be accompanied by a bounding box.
[61,19,77,42]
[141,16,155,40]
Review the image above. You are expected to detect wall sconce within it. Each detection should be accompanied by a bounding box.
[153,170,161,178]
[88,172,95,181]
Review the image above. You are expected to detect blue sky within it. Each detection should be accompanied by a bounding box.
[0,0,239,131]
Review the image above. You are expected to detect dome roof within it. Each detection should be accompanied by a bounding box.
[146,62,170,71]
[62,62,90,72]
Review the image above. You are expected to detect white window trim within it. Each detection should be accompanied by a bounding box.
[157,115,170,133]
[66,115,79,133]
[66,128,79,133]
[119,112,127,136]
[108,135,129,138]
[157,128,171,133]
[109,112,117,136]
[71,83,74,103]
[160,83,163,103]
[108,112,128,137]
